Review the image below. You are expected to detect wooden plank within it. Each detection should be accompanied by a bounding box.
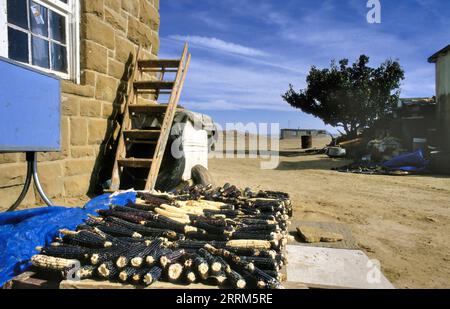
[138,59,181,69]
[4,272,60,289]
[60,279,218,290]
[123,130,161,140]
[282,282,309,289]
[286,245,395,289]
[134,81,175,90]
[118,158,153,168]
[146,44,191,191]
[129,104,169,115]
[129,104,185,115]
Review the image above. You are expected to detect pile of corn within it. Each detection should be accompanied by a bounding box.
[30,184,292,289]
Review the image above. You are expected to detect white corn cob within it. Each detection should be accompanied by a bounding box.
[226,240,272,250]
[31,255,79,271]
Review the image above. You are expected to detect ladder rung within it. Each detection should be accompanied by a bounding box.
[118,158,153,168]
[123,130,161,140]
[138,59,180,69]
[134,81,175,90]
[129,104,185,115]
[127,140,158,145]
[129,104,169,114]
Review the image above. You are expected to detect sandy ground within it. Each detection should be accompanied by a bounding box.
[209,137,450,289]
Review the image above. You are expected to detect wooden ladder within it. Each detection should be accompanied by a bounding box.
[109,43,191,192]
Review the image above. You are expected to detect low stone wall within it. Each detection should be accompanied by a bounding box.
[0,0,160,210]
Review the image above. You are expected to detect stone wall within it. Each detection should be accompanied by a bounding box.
[0,0,160,211]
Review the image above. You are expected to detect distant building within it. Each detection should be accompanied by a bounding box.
[429,45,450,151]
[280,129,328,140]
[390,98,438,151]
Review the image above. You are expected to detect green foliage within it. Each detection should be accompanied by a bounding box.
[282,55,405,138]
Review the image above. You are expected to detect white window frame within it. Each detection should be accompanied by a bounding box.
[0,0,80,82]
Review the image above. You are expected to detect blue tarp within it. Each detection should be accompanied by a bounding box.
[0,191,136,287]
[383,150,430,173]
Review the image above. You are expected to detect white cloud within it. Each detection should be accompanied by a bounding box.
[178,57,300,112]
[168,35,269,57]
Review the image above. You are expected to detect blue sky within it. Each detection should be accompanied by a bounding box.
[159,0,450,133]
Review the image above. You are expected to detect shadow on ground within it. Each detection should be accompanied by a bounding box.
[276,155,350,171]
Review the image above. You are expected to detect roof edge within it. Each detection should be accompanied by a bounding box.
[428,44,450,63]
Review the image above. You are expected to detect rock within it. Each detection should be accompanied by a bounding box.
[296,226,344,243]
[191,165,215,187]
[425,216,438,223]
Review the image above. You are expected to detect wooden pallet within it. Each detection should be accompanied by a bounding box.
[109,44,191,192]
[5,272,304,289]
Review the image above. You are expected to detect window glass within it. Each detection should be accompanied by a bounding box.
[8,27,29,63]
[7,0,28,29]
[5,0,75,78]
[51,43,67,73]
[32,36,50,69]
[30,2,49,37]
[49,11,66,43]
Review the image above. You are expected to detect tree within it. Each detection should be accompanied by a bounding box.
[282,55,405,138]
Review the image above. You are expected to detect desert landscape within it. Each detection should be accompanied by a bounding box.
[209,135,450,289]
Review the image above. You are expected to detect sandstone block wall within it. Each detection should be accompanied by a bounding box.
[0,0,160,211]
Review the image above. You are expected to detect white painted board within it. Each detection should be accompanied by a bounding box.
[286,245,395,289]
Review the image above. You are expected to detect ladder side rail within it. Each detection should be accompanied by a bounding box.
[145,44,190,190]
[110,47,142,190]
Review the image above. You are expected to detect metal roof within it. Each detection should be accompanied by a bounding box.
[428,44,450,63]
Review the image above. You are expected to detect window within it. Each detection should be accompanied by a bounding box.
[0,0,80,81]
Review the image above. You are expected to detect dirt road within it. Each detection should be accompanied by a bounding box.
[209,137,450,288]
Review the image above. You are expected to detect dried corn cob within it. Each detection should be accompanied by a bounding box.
[227,270,247,289]
[174,239,208,250]
[226,239,272,250]
[230,231,277,241]
[118,267,139,282]
[36,245,93,261]
[198,248,222,274]
[240,269,266,289]
[160,249,185,268]
[112,205,160,220]
[97,209,146,225]
[261,270,283,282]
[94,222,142,239]
[208,271,227,285]
[203,209,240,218]
[167,263,184,282]
[239,256,280,271]
[31,255,79,272]
[146,247,169,267]
[131,268,152,284]
[252,267,284,289]
[97,261,119,280]
[143,266,163,286]
[126,201,159,212]
[137,192,171,206]
[90,246,129,266]
[60,229,112,249]
[182,257,197,283]
[191,220,230,235]
[155,208,190,223]
[214,256,232,274]
[186,230,229,242]
[193,255,209,280]
[105,216,176,239]
[184,269,197,284]
[237,224,279,232]
[76,265,96,280]
[115,243,147,268]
